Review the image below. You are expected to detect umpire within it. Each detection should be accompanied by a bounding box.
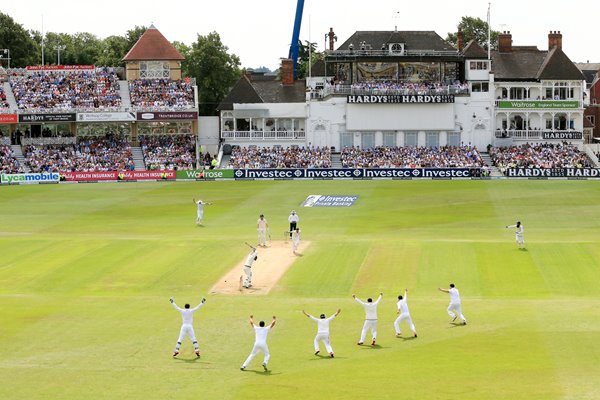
[288,210,299,238]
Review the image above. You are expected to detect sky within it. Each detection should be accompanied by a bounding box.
[3,0,599,70]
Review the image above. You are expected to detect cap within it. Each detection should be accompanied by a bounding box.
[291,210,296,214]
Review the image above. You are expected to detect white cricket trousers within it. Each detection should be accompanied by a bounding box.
[242,342,270,367]
[243,266,252,287]
[175,324,199,351]
[360,319,378,343]
[516,233,524,245]
[447,302,466,323]
[394,313,416,335]
[314,333,333,353]
[196,211,204,224]
[257,229,267,246]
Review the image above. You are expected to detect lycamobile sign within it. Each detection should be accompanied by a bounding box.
[1,172,60,184]
[497,100,579,109]
[176,169,234,180]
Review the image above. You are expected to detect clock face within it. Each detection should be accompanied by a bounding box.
[391,43,403,53]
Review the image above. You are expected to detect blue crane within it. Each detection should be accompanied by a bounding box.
[288,0,305,79]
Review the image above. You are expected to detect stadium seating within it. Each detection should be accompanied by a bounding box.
[140,134,196,170]
[340,146,484,168]
[10,69,121,111]
[22,135,134,172]
[489,143,594,173]
[228,146,332,169]
[0,145,23,173]
[129,79,194,110]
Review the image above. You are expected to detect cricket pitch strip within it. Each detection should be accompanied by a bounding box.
[209,240,310,295]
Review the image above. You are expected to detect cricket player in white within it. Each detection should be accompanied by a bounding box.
[243,247,258,288]
[506,221,525,249]
[291,227,301,254]
[303,309,341,357]
[170,296,206,357]
[353,293,383,345]
[257,214,269,247]
[241,315,276,371]
[394,289,417,338]
[438,284,467,325]
[288,210,299,238]
[193,198,211,225]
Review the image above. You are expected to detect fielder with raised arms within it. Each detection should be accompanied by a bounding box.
[170,296,206,357]
[193,198,212,225]
[353,292,383,346]
[303,309,341,357]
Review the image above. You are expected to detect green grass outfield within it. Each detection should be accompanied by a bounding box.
[1,180,600,400]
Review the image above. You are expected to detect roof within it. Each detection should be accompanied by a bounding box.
[123,25,184,61]
[575,63,600,85]
[491,47,584,81]
[462,40,488,58]
[337,31,455,52]
[217,75,306,111]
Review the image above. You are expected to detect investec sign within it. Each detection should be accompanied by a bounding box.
[347,95,455,104]
[234,168,472,179]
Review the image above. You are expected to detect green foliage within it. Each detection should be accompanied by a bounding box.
[446,16,500,50]
[185,31,241,116]
[0,12,39,67]
[296,40,323,80]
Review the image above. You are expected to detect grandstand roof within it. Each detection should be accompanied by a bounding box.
[491,47,584,81]
[122,25,184,61]
[337,31,455,52]
[217,75,306,111]
[575,63,600,86]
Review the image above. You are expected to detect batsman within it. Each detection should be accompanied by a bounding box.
[242,244,258,289]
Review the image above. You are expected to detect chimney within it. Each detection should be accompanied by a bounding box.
[457,28,464,52]
[281,58,294,85]
[548,30,563,50]
[328,27,337,51]
[498,31,512,53]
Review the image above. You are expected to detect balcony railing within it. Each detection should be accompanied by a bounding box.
[325,49,460,58]
[316,84,469,99]
[221,130,306,140]
[495,130,583,140]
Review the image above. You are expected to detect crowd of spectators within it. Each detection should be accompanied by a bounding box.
[10,69,121,111]
[0,145,23,173]
[490,143,594,173]
[0,87,9,109]
[23,135,134,172]
[229,146,332,169]
[348,80,469,95]
[341,145,484,168]
[129,79,194,110]
[140,134,196,170]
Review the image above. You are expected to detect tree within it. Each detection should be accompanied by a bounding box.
[186,32,241,116]
[0,12,39,67]
[446,16,500,51]
[172,41,191,76]
[125,25,147,50]
[97,35,129,67]
[296,40,322,80]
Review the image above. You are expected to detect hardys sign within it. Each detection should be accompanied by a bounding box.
[234,168,474,180]
[347,95,455,104]
[19,114,76,123]
[506,168,600,178]
[1,172,60,184]
[541,131,583,140]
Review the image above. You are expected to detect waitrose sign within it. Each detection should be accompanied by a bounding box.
[1,172,60,184]
[497,100,579,109]
[176,169,234,180]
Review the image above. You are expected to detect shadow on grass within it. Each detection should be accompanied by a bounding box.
[240,369,281,376]
[307,354,345,361]
[357,344,389,350]
[448,322,468,328]
[397,336,418,342]
[173,357,202,364]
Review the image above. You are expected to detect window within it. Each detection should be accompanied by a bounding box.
[404,132,418,147]
[447,132,461,147]
[510,87,526,99]
[340,132,353,149]
[383,132,396,147]
[469,61,489,70]
[471,82,489,92]
[140,61,170,79]
[361,132,375,149]
[587,115,596,126]
[426,132,439,147]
